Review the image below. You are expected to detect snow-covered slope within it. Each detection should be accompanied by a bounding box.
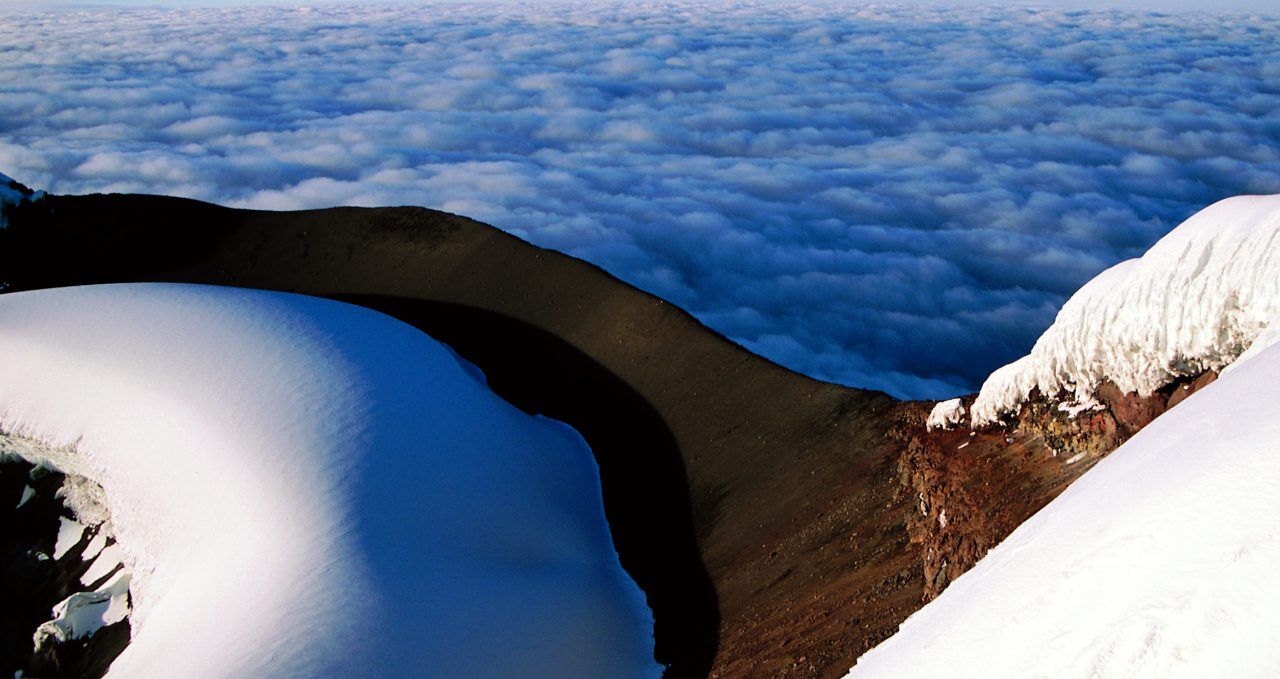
[971,194,1280,426]
[0,284,658,678]
[850,334,1280,678]
[849,194,1280,677]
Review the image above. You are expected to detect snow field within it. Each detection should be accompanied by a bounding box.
[0,284,659,678]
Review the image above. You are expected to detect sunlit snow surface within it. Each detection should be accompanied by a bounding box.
[0,284,658,678]
[972,194,1280,425]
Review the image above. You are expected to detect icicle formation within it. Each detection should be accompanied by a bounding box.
[971,195,1280,427]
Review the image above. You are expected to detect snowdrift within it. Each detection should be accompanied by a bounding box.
[0,284,658,678]
[971,194,1280,426]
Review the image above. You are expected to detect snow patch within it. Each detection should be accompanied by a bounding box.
[35,571,131,651]
[82,531,108,563]
[926,398,965,432]
[17,484,34,508]
[971,195,1280,427]
[53,517,85,560]
[81,543,123,587]
[1056,393,1104,418]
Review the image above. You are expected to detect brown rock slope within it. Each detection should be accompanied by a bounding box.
[0,194,1210,677]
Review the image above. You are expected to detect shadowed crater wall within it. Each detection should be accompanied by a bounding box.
[333,296,718,674]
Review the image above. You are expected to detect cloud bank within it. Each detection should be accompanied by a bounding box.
[1,2,1277,398]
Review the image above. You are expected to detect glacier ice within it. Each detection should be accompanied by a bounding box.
[971,194,1280,426]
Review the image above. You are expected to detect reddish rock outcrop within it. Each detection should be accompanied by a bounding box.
[894,371,1219,606]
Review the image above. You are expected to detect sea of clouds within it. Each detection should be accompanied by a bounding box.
[1,2,1277,398]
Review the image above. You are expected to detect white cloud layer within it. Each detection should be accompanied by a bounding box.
[1,2,1277,398]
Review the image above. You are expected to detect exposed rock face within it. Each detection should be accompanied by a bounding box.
[894,371,1218,604]
[0,458,131,678]
[0,191,1223,677]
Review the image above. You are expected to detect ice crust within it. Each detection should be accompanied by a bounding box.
[850,338,1280,677]
[971,195,1280,426]
[0,284,658,678]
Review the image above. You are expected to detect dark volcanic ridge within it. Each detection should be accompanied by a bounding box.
[0,192,1194,677]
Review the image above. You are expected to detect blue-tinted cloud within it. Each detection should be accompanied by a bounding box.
[1,3,1277,398]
